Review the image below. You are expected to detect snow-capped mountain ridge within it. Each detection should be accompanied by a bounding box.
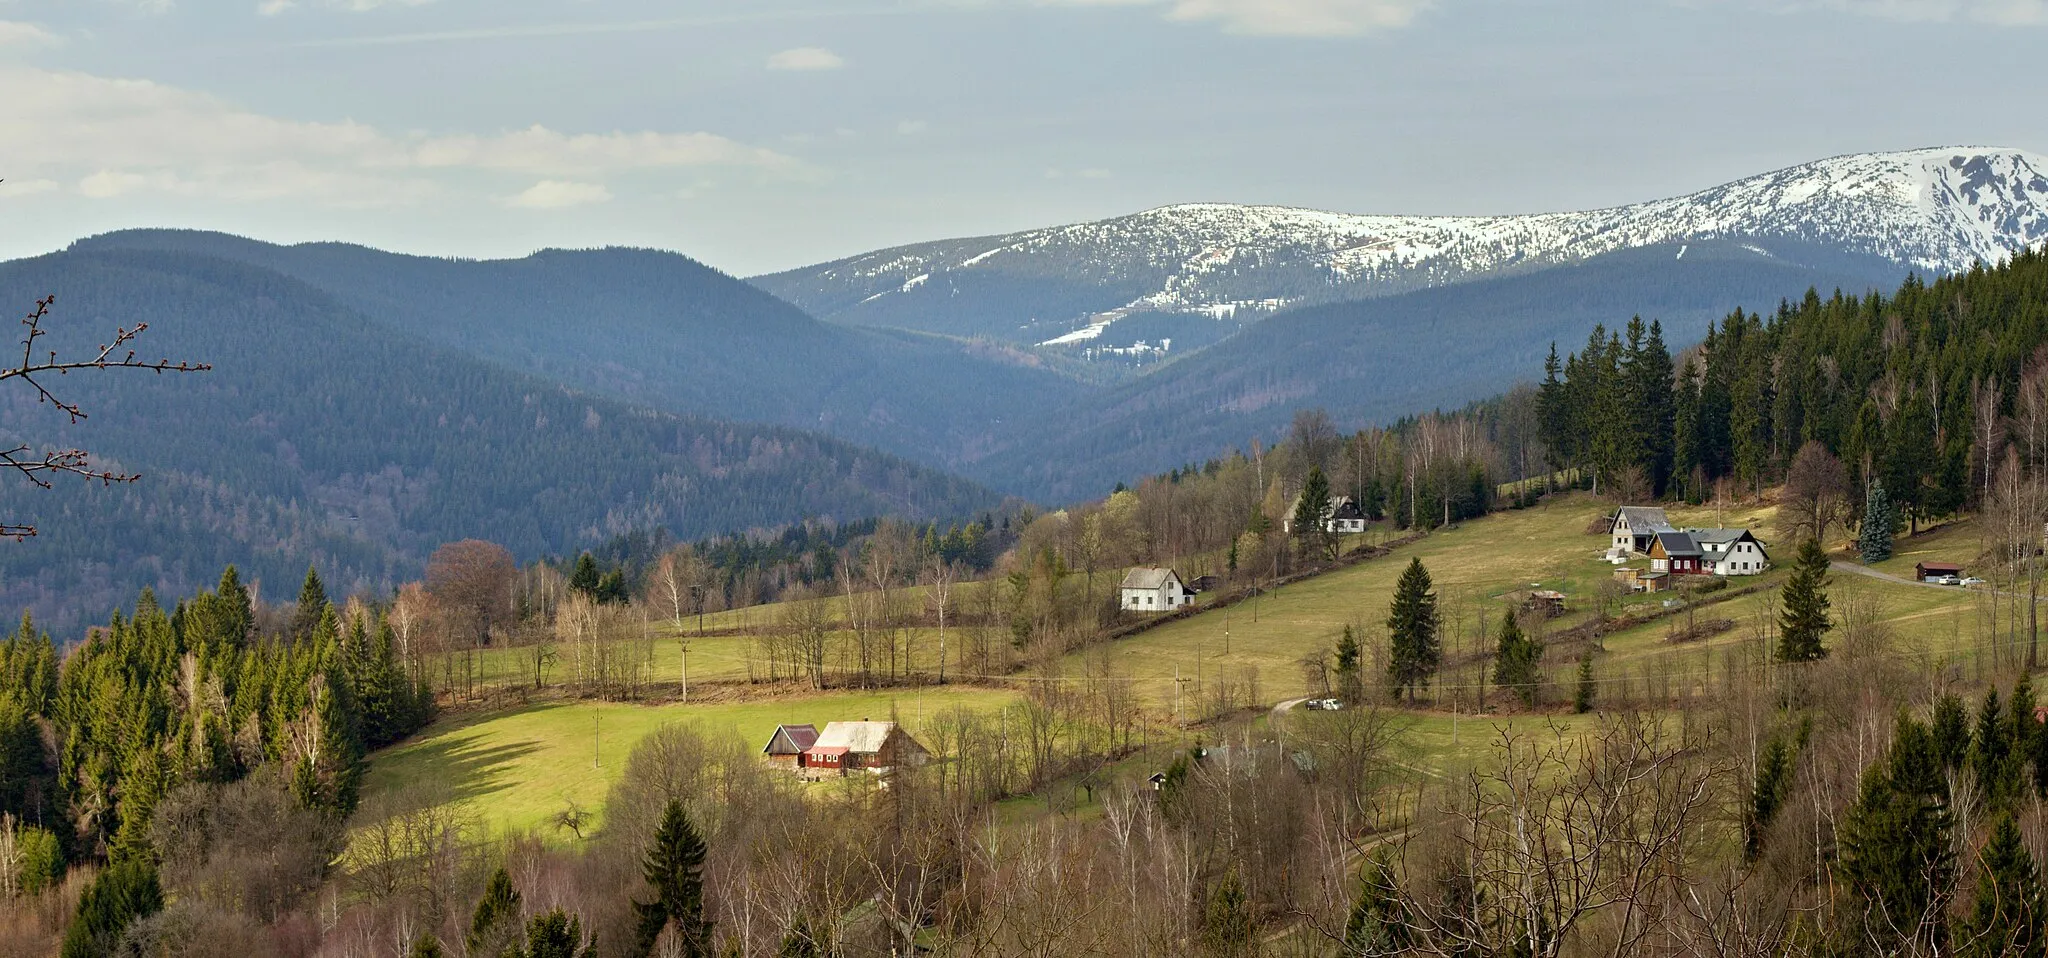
[755,147,2048,346]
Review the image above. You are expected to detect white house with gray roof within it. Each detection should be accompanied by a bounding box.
[1688,528,1771,576]
[1120,567,1191,612]
[1610,506,1676,557]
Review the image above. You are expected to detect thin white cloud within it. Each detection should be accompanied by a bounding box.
[0,67,808,208]
[1041,0,1431,34]
[1717,0,2047,22]
[897,119,930,135]
[0,20,58,47]
[1163,0,1432,34]
[260,0,437,13]
[767,46,846,71]
[0,178,59,198]
[503,180,612,210]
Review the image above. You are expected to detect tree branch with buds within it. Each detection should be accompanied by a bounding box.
[0,295,210,539]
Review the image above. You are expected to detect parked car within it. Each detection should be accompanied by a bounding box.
[1302,698,1344,711]
[1960,577,1987,587]
[1936,575,1963,586]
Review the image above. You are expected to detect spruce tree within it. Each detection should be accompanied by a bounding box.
[1334,626,1362,702]
[1385,558,1440,701]
[1201,869,1256,957]
[1860,479,1898,563]
[570,553,603,599]
[1341,853,1410,957]
[467,867,523,958]
[1960,815,2043,958]
[1744,736,1794,861]
[1777,539,1832,662]
[635,799,712,957]
[1836,713,1954,955]
[1491,610,1542,707]
[59,860,162,958]
[1574,654,1595,714]
[525,909,592,958]
[1933,693,1971,773]
[292,565,329,639]
[408,935,447,958]
[1293,466,1336,562]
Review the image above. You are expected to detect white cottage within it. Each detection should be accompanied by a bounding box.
[1689,529,1771,576]
[1283,495,1368,535]
[1610,506,1675,557]
[1120,567,1191,612]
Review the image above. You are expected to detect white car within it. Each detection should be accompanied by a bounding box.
[1960,577,1987,587]
[1936,575,1963,586]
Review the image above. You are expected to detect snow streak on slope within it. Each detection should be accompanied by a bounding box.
[764,148,2048,344]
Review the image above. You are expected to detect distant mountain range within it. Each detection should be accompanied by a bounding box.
[0,245,1007,636]
[10,147,2047,631]
[755,147,2048,348]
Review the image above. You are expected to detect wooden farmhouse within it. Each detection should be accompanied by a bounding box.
[1610,506,1675,557]
[1690,529,1771,576]
[1284,494,1367,535]
[803,721,929,778]
[1647,532,1704,575]
[760,724,818,769]
[1120,567,1192,612]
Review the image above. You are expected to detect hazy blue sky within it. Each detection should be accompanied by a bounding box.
[0,0,2043,275]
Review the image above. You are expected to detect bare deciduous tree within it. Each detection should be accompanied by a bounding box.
[0,295,208,538]
[1781,440,1852,547]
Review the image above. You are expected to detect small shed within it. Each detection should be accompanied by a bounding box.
[761,724,819,769]
[1916,561,1966,582]
[1524,590,1567,617]
[1188,574,1223,594]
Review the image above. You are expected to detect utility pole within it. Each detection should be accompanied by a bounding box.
[593,710,601,769]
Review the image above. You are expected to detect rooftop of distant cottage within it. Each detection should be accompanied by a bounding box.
[1120,567,1178,590]
[1654,531,1702,557]
[1616,506,1674,531]
[813,721,898,753]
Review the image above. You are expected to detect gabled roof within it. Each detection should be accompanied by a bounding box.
[1614,506,1675,533]
[1120,567,1181,591]
[1686,528,1756,546]
[1653,532,1702,557]
[763,724,819,754]
[814,721,899,754]
[1330,498,1366,520]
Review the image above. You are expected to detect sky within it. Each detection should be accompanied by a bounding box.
[0,0,2043,276]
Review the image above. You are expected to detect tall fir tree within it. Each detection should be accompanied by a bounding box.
[1385,558,1441,701]
[291,565,329,640]
[1836,713,1954,956]
[1777,539,1832,662]
[1334,626,1363,703]
[1201,869,1257,958]
[1341,853,1410,957]
[59,860,162,958]
[1292,466,1337,562]
[1745,736,1795,861]
[635,799,713,957]
[467,867,523,958]
[1491,609,1542,707]
[1960,815,2043,958]
[1860,479,1898,563]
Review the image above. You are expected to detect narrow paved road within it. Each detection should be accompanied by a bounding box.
[1831,561,2040,601]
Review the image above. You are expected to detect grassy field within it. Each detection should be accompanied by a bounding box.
[361,685,1019,838]
[368,492,2010,841]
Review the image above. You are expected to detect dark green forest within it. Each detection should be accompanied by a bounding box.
[0,566,431,900]
[0,248,1005,637]
[976,238,1906,502]
[1538,247,2048,521]
[72,230,1089,475]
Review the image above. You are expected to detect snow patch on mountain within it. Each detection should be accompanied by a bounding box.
[777,148,2048,343]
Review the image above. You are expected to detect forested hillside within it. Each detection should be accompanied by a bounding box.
[973,239,1903,502]
[1538,245,2048,522]
[0,248,1003,637]
[70,231,1088,471]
